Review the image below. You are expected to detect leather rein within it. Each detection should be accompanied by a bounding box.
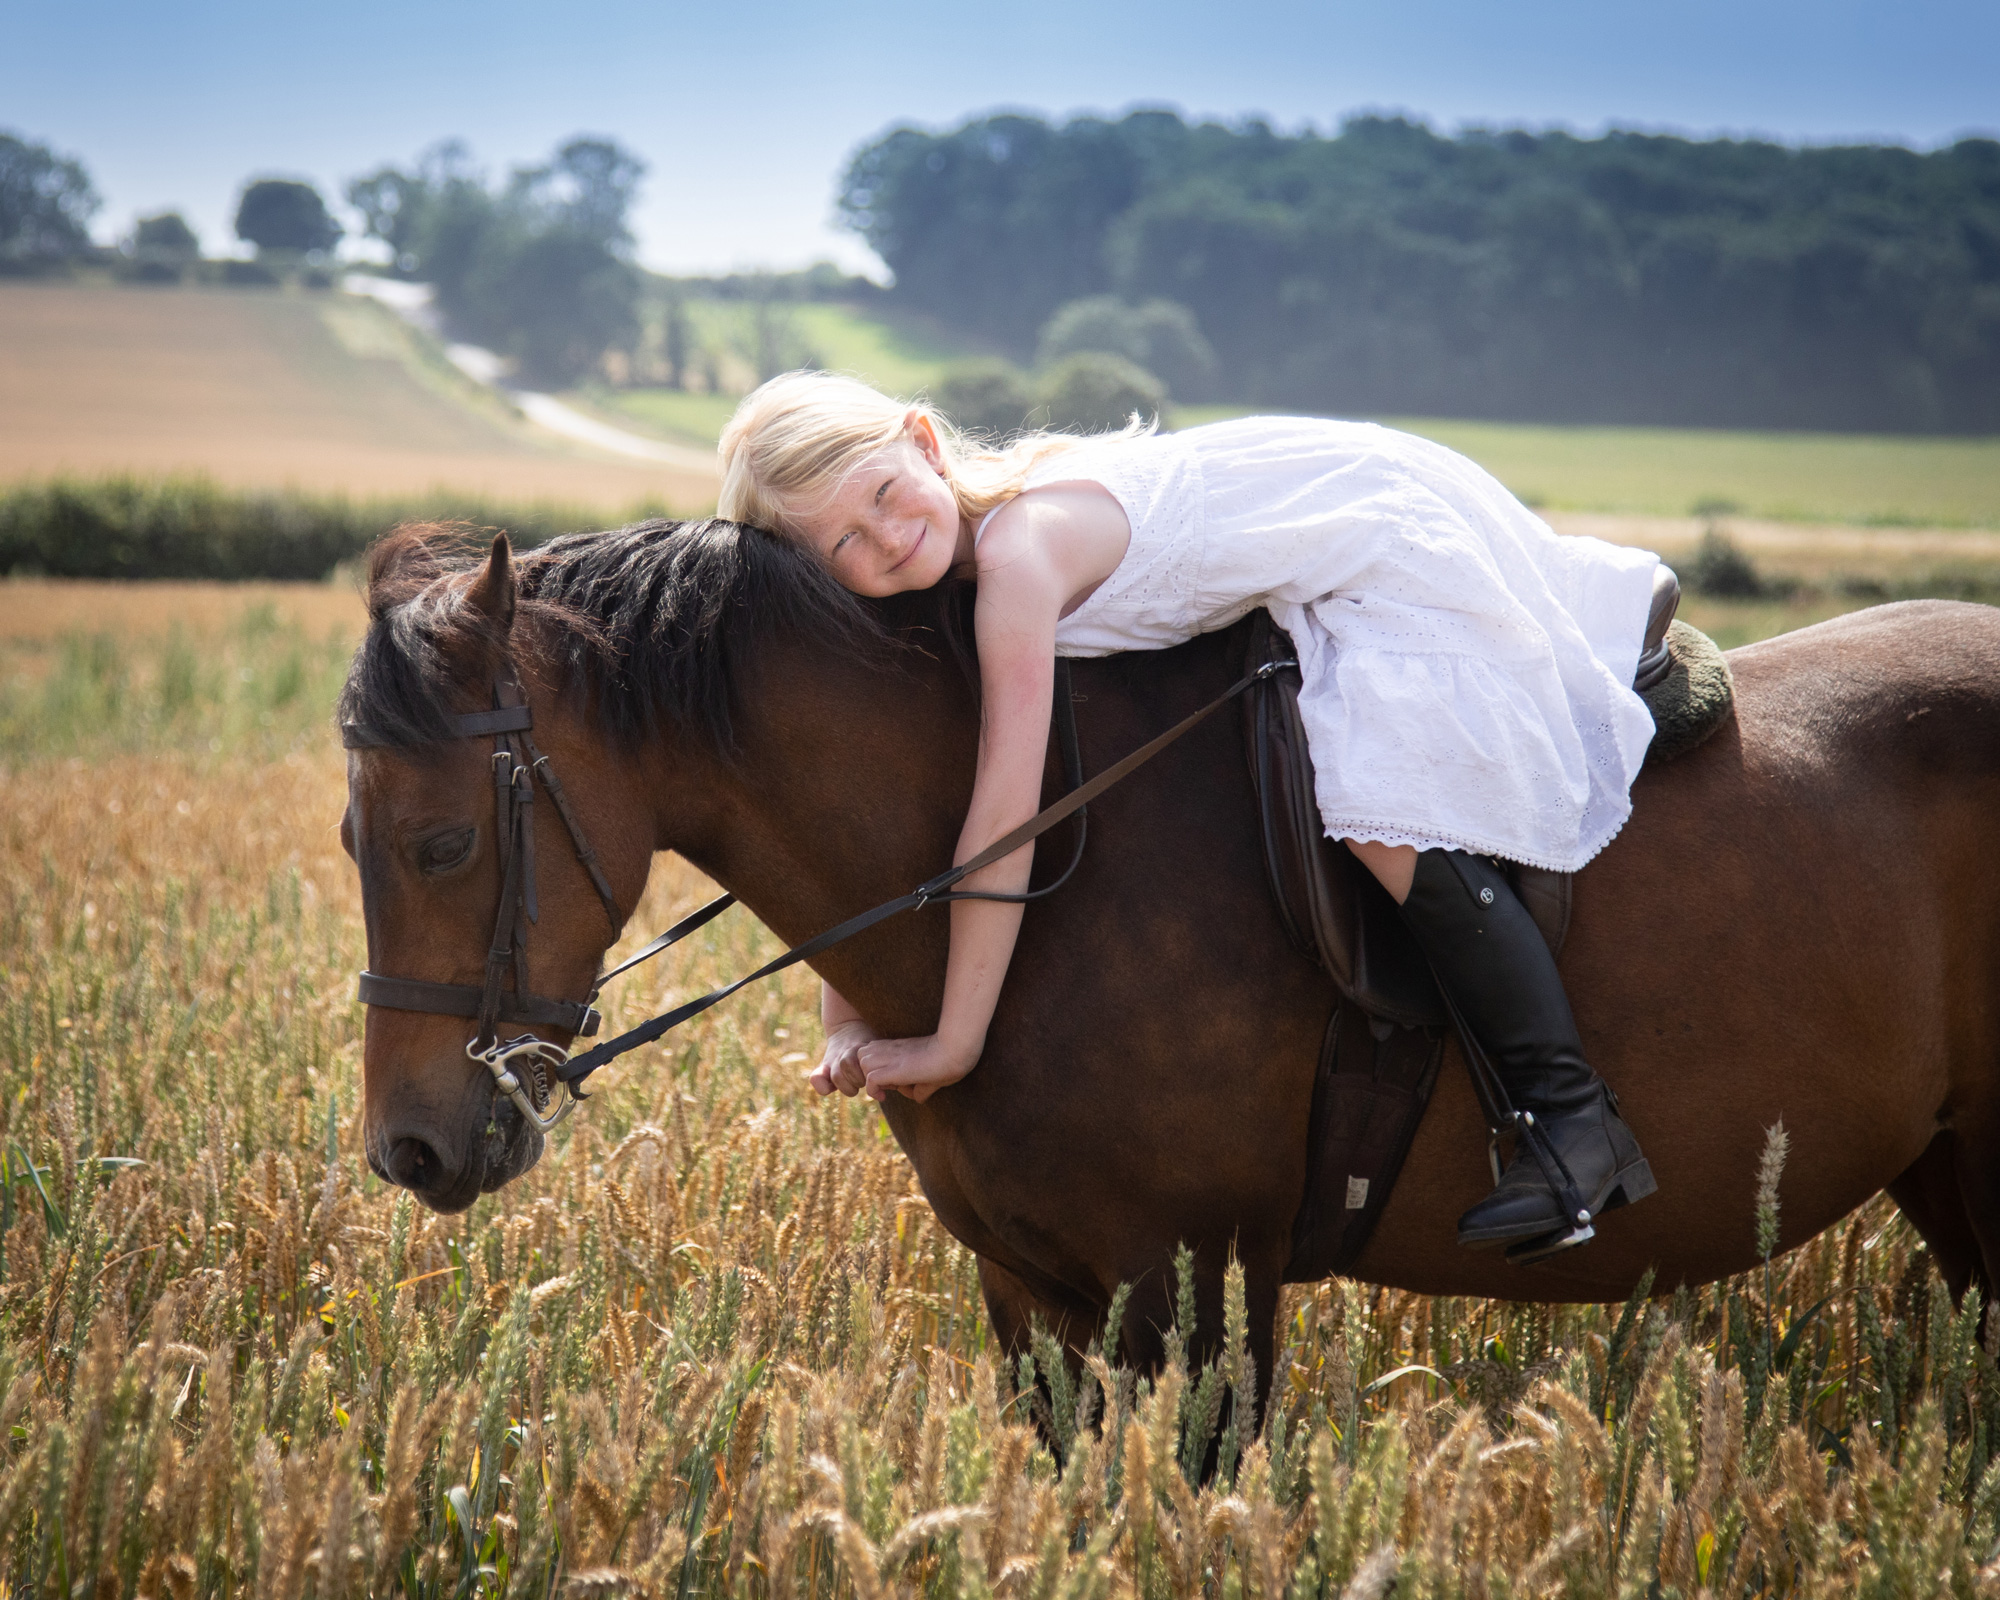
[343,653,1295,1133]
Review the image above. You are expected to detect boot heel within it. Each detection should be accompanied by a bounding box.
[1602,1159,1658,1213]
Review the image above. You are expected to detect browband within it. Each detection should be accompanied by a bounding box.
[356,970,601,1036]
[342,705,535,749]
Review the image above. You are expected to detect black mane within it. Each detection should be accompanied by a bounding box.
[338,518,961,758]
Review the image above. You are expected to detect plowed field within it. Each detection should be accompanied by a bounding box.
[0,282,718,511]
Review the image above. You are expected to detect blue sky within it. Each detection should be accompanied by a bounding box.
[5,0,1996,276]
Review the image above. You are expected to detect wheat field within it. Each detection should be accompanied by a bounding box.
[5,577,2000,1598]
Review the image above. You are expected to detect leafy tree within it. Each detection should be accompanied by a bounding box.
[661,294,693,389]
[124,211,200,282]
[346,166,430,274]
[0,131,99,268]
[347,136,647,387]
[1036,296,1216,399]
[133,212,199,259]
[1039,352,1167,432]
[462,224,639,387]
[508,137,644,249]
[401,145,499,308]
[842,111,2000,432]
[841,112,1182,349]
[934,361,1037,436]
[234,179,341,256]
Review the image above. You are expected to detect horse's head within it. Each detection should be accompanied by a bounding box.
[340,514,957,1209]
[339,529,658,1210]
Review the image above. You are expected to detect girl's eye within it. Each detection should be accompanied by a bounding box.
[831,530,856,556]
[418,828,476,874]
[876,479,891,502]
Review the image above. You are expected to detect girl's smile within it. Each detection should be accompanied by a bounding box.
[791,416,974,597]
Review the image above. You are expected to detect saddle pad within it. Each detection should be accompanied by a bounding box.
[1642,619,1735,765]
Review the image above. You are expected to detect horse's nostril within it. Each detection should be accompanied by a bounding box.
[384,1135,443,1192]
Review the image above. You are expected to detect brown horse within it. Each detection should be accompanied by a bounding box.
[339,520,2000,1398]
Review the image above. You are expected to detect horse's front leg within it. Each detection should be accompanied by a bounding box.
[981,1245,1281,1478]
[977,1255,1108,1367]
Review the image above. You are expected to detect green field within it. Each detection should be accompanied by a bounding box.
[588,387,741,449]
[1373,417,2000,528]
[596,299,983,448]
[1177,409,2000,529]
[788,302,983,394]
[591,299,2000,529]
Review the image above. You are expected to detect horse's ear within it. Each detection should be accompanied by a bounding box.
[463,534,516,634]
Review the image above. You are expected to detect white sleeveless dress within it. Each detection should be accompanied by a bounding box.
[1013,417,1661,873]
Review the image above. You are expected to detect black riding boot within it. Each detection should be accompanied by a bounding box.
[1396,849,1656,1258]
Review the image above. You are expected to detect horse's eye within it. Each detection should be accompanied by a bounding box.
[418,828,477,875]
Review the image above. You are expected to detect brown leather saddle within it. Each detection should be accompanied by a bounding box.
[1258,567,1683,1280]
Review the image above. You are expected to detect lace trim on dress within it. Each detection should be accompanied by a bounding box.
[1318,809,1634,875]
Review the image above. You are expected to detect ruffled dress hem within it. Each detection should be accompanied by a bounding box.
[1317,810,1633,875]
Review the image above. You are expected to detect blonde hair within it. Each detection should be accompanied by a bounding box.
[717,370,1143,540]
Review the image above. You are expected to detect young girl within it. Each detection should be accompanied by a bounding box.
[718,371,1661,1257]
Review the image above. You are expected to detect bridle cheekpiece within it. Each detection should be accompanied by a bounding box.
[342,666,628,1133]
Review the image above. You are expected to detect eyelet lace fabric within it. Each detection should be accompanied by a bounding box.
[1025,417,1661,873]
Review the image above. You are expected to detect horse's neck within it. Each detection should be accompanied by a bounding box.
[654,644,976,1034]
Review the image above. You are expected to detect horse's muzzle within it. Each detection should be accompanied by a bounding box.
[365,1079,545,1213]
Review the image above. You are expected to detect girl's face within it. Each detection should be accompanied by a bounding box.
[792,414,970,597]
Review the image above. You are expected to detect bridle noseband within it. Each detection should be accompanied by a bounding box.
[344,653,1292,1135]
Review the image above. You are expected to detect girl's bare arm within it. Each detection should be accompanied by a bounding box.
[858,485,1128,1100]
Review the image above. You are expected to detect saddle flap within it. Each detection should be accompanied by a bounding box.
[1242,612,1567,1031]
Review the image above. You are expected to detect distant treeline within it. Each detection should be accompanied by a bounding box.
[841,113,2000,433]
[0,480,657,581]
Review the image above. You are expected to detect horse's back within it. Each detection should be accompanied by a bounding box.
[1358,599,2000,1300]
[1729,599,2000,771]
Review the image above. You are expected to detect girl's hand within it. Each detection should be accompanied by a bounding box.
[857,1033,982,1103]
[810,1019,878,1097]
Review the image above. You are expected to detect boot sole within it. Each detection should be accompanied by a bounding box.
[1456,1157,1659,1251]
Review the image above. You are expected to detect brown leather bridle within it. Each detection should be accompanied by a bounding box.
[342,664,654,1131]
[345,653,1291,1132]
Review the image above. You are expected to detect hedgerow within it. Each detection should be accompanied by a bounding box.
[0,479,658,581]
